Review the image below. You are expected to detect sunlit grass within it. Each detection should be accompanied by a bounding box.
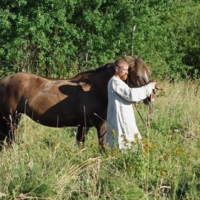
[1,80,200,199]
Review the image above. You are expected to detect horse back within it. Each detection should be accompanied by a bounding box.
[0,73,63,116]
[0,72,106,127]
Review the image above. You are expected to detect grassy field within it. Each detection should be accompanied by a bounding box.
[1,80,200,200]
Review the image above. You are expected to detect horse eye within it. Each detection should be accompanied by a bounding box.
[136,75,142,79]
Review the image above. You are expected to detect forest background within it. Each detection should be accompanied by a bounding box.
[0,0,200,80]
[1,1,200,199]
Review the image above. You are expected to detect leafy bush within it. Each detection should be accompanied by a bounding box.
[0,0,200,80]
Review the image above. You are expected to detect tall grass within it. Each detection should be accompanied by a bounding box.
[1,80,200,200]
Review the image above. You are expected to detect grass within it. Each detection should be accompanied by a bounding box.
[1,80,200,199]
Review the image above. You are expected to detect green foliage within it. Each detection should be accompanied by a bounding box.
[0,0,200,80]
[174,2,200,78]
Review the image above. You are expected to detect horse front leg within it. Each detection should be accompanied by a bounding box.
[96,121,107,152]
[76,125,90,147]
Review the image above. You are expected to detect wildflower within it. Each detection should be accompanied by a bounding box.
[111,129,116,134]
[131,140,136,145]
[174,148,184,154]
[53,142,60,150]
[161,171,167,176]
[162,153,167,158]
[120,133,125,137]
[123,138,130,143]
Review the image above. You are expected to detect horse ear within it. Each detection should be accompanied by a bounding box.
[137,55,142,59]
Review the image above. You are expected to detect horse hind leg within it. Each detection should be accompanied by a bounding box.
[8,111,21,145]
[0,111,21,149]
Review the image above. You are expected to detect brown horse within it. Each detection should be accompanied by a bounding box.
[0,56,152,149]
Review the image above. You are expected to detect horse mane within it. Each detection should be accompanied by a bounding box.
[73,56,150,78]
[77,62,114,75]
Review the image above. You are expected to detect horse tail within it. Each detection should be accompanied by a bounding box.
[0,77,9,148]
[0,112,8,149]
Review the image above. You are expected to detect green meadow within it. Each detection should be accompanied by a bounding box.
[1,80,200,200]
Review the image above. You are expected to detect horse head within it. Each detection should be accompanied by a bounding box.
[123,55,152,105]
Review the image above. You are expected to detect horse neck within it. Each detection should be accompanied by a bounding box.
[69,64,115,95]
[92,65,114,87]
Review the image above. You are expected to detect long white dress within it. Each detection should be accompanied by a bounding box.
[107,76,153,149]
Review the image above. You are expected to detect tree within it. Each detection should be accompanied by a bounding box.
[0,0,200,79]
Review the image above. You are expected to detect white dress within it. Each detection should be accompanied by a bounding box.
[106,76,153,149]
